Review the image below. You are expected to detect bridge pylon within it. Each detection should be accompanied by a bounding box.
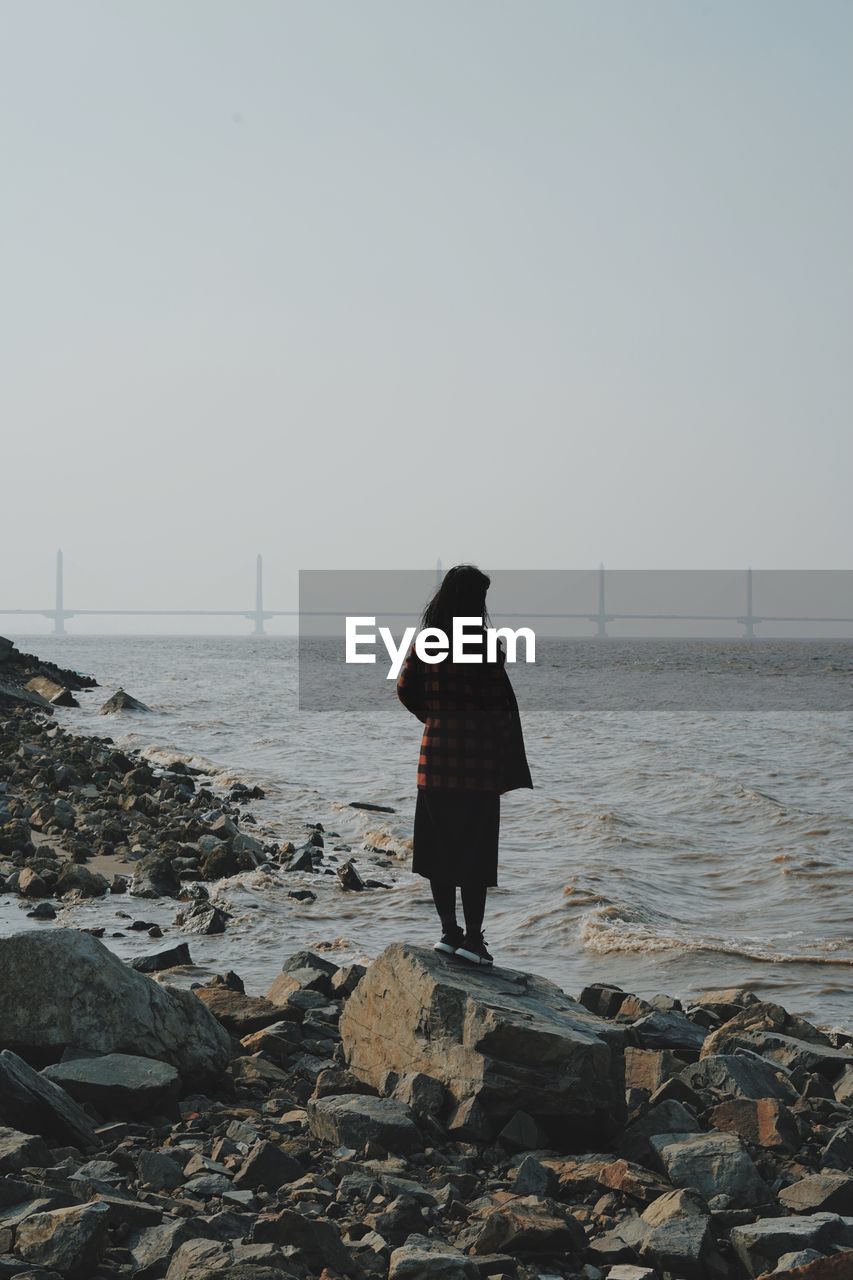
[246,553,273,635]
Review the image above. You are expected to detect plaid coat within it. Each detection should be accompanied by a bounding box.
[397,636,533,794]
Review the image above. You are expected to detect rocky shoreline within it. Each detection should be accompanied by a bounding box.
[1,637,853,1280]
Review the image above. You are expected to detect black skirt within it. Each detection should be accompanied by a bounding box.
[412,789,500,887]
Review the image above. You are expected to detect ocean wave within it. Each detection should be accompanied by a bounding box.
[580,905,853,966]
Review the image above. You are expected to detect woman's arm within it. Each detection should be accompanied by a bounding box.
[396,647,427,722]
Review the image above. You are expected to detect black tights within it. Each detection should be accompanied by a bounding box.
[430,880,488,939]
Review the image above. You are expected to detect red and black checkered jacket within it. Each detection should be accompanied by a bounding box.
[396,635,533,794]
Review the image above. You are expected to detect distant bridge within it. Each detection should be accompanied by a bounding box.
[2,553,853,637]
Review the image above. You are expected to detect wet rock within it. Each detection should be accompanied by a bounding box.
[650,1130,772,1206]
[131,941,193,973]
[43,1052,181,1118]
[337,859,365,891]
[0,1049,97,1148]
[100,688,151,713]
[0,929,231,1084]
[779,1174,853,1216]
[341,943,625,1138]
[180,902,229,934]
[0,1125,51,1172]
[15,1199,111,1277]
[27,900,57,919]
[308,1094,423,1154]
[55,862,109,898]
[131,853,182,899]
[388,1233,478,1280]
[730,1213,853,1277]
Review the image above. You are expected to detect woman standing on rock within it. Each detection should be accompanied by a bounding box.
[396,565,532,967]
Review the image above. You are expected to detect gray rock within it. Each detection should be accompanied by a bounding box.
[136,1149,186,1191]
[0,1125,51,1172]
[779,1173,853,1216]
[180,903,229,935]
[514,1154,553,1197]
[55,863,109,898]
[100,688,151,713]
[680,1052,796,1101]
[250,1206,353,1273]
[650,1130,772,1206]
[835,1064,853,1105]
[127,1219,206,1280]
[15,1199,111,1277]
[131,853,182,899]
[628,1008,707,1053]
[131,942,193,973]
[232,1140,303,1190]
[340,942,625,1134]
[389,1233,479,1280]
[308,1093,423,1154]
[821,1123,853,1170]
[618,1099,701,1163]
[266,949,337,1003]
[0,929,231,1085]
[731,1213,853,1277]
[183,1172,232,1196]
[639,1189,722,1279]
[773,1250,826,1270]
[391,1071,447,1117]
[0,1050,97,1149]
[43,1052,180,1118]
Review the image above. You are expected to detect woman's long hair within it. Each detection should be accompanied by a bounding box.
[421,564,491,635]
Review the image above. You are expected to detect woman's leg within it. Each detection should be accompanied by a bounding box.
[430,879,459,935]
[461,883,487,939]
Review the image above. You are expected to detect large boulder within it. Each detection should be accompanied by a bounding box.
[0,929,231,1084]
[43,1052,181,1119]
[339,943,625,1137]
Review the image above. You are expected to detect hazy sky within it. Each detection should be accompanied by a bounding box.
[2,1,851,632]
